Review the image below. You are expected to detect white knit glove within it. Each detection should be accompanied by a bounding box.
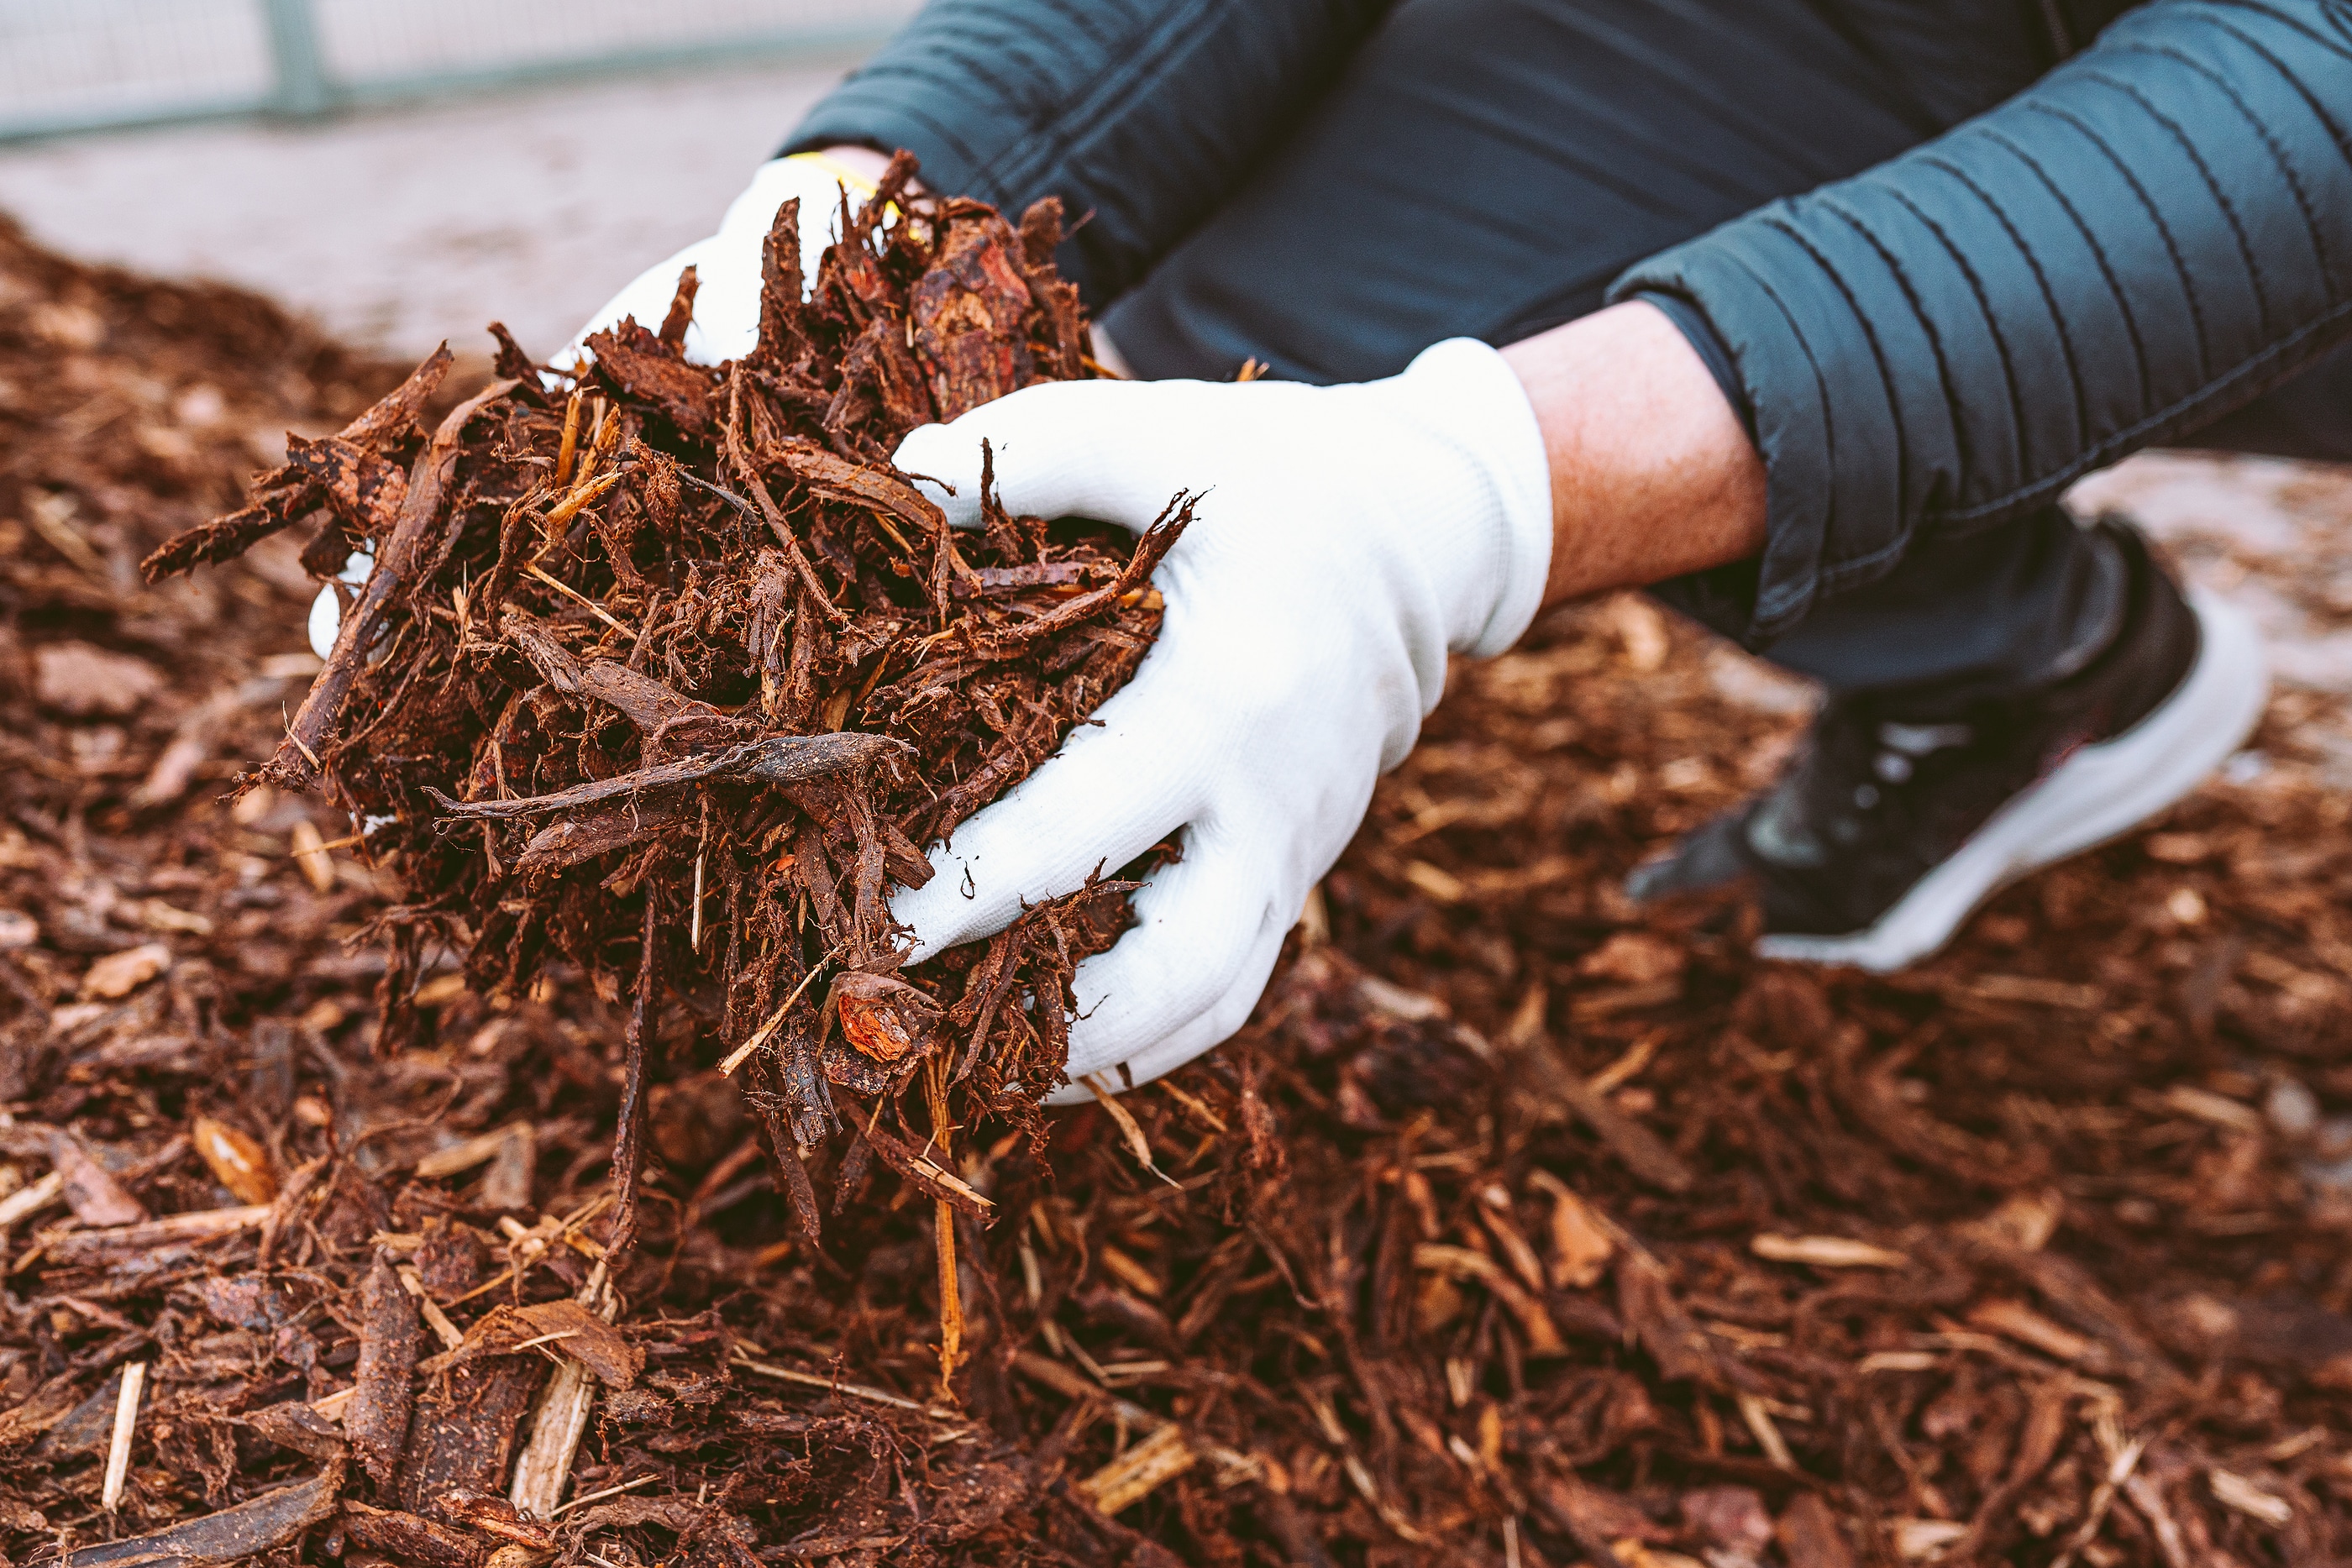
[890,340,1554,1100]
[309,154,878,657]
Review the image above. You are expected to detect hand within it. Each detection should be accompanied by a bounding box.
[890,340,1553,1099]
[309,152,887,658]
[558,149,886,369]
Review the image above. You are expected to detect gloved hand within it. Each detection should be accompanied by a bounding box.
[554,149,881,370]
[890,339,1554,1100]
[308,152,880,658]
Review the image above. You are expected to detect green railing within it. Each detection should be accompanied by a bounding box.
[0,0,906,144]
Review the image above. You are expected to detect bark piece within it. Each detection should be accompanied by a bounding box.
[63,1458,344,1567]
[262,375,517,789]
[139,343,452,583]
[435,1489,554,1551]
[1515,1037,1695,1193]
[470,1298,643,1390]
[911,212,1036,419]
[585,320,713,436]
[46,1204,271,1266]
[82,944,172,1001]
[350,1253,424,1490]
[0,1373,96,1449]
[398,1361,544,1513]
[423,731,903,821]
[283,434,409,538]
[766,436,947,535]
[343,1501,484,1567]
[50,1132,147,1225]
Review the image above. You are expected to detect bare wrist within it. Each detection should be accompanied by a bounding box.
[1501,300,1767,608]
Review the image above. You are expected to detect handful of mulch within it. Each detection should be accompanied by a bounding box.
[142,154,1187,1265]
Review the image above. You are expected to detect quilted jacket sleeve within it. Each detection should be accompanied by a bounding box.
[1614,0,2352,643]
[786,0,1395,307]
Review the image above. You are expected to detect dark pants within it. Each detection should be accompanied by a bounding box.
[1098,0,2350,696]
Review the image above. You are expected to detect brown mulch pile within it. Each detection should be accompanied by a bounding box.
[4,191,2352,1568]
[139,152,1180,1266]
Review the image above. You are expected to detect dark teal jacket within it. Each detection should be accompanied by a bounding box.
[792,1,2352,641]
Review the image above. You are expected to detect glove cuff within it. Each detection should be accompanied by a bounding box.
[1391,338,1555,658]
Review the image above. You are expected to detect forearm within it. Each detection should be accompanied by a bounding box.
[1501,301,1767,609]
[1608,0,2352,645]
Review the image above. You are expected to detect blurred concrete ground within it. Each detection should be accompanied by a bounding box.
[0,56,856,361]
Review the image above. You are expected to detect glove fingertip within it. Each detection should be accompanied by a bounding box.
[891,427,985,529]
[307,587,339,662]
[887,880,981,962]
[894,382,1184,536]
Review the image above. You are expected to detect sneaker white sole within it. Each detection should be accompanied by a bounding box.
[1755,586,2268,973]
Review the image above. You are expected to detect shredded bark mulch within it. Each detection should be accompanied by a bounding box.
[6,182,2352,1568]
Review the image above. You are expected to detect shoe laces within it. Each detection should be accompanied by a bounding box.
[1744,705,1977,869]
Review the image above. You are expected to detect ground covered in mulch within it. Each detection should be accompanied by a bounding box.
[5,207,2352,1568]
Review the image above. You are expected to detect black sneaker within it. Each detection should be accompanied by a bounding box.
[1625,522,2267,971]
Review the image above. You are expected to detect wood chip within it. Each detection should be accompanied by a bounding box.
[1514,1037,1694,1192]
[63,1460,343,1566]
[2050,1436,2146,1568]
[1357,974,1450,1022]
[50,1133,147,1227]
[1736,1389,1793,1471]
[730,1354,958,1419]
[481,1123,536,1210]
[397,1264,465,1350]
[0,1169,66,1230]
[1586,1032,1661,1095]
[191,1117,277,1204]
[1526,1170,1614,1288]
[1097,1244,1164,1299]
[1777,1492,1856,1568]
[415,1122,533,1180]
[349,1254,423,1489]
[1751,1233,1909,1270]
[2161,1083,2264,1133]
[45,1203,272,1266]
[1475,1185,1550,1296]
[2121,1470,2192,1568]
[1415,1244,1566,1356]
[1961,974,2104,1009]
[1402,860,1467,904]
[507,1298,641,1388]
[1960,1189,2062,1251]
[1966,1298,2094,1363]
[1890,1518,1967,1560]
[508,1261,613,1520]
[342,1500,486,1567]
[1083,1073,1179,1188]
[1080,1424,1197,1516]
[2208,1467,2292,1526]
[81,942,171,1000]
[288,818,338,893]
[33,641,159,716]
[100,1361,144,1513]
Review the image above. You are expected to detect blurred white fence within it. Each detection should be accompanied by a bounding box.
[0,0,917,141]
